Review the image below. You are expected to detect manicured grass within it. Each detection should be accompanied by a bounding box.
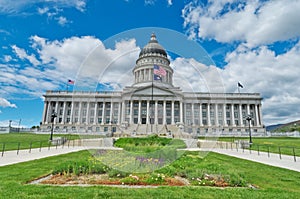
[114,135,186,153]
[0,133,80,151]
[217,137,300,156]
[0,150,300,198]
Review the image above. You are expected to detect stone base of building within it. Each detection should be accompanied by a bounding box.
[40,123,266,138]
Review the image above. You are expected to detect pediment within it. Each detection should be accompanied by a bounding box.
[134,86,174,96]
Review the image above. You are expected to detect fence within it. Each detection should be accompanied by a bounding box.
[0,138,114,157]
[214,141,299,162]
[1,139,83,157]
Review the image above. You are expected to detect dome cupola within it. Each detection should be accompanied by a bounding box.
[133,33,173,88]
[139,33,168,58]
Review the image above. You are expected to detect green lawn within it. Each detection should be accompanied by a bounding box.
[217,137,300,156]
[0,133,80,151]
[0,150,299,199]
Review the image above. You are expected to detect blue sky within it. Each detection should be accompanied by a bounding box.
[1,0,300,127]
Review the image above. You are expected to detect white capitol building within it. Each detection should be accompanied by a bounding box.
[41,34,264,136]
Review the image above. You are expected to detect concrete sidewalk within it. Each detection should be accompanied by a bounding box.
[0,146,90,167]
[211,148,300,172]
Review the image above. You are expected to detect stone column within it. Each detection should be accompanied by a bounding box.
[258,104,263,126]
[53,101,59,124]
[61,101,66,124]
[78,102,82,124]
[70,101,74,124]
[93,102,98,125]
[223,104,227,127]
[207,103,211,126]
[42,102,48,124]
[109,102,113,124]
[255,104,259,126]
[146,100,150,124]
[191,103,195,126]
[199,103,203,126]
[130,100,133,124]
[118,102,121,125]
[47,101,52,124]
[171,101,175,125]
[179,102,183,123]
[239,104,243,127]
[138,101,141,124]
[231,104,235,126]
[214,104,219,126]
[163,101,166,125]
[121,101,125,124]
[155,101,158,124]
[86,102,90,124]
[101,102,105,125]
[247,104,250,115]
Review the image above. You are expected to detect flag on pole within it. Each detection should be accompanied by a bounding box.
[68,79,75,84]
[154,74,162,81]
[238,82,243,88]
[153,65,166,77]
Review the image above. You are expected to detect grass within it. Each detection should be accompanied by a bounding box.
[0,133,80,151]
[114,135,186,153]
[217,137,300,156]
[96,136,186,173]
[0,150,300,199]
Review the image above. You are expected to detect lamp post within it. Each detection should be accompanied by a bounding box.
[246,115,252,145]
[50,112,57,141]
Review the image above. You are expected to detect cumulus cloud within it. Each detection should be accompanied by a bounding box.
[0,98,17,108]
[221,42,300,125]
[11,45,40,66]
[172,57,224,93]
[56,16,70,26]
[2,35,139,99]
[182,0,300,47]
[181,0,300,125]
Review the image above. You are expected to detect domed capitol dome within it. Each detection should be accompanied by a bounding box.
[139,33,168,58]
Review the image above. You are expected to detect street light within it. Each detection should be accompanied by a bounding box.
[246,115,252,145]
[50,112,57,141]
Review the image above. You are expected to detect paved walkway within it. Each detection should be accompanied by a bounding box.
[0,140,299,173]
[211,148,300,172]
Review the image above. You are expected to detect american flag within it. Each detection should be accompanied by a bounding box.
[68,79,75,84]
[153,65,166,77]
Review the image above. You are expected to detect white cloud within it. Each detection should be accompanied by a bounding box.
[0,98,17,108]
[37,7,49,15]
[2,35,140,99]
[221,41,300,125]
[171,57,224,93]
[11,45,40,66]
[182,0,300,47]
[3,55,12,62]
[56,16,70,26]
[167,0,173,6]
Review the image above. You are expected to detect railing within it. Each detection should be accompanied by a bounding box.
[0,138,85,157]
[213,141,300,162]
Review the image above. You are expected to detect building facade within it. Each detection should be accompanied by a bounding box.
[41,34,264,135]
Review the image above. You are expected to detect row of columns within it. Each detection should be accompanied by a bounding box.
[134,68,172,84]
[122,100,182,125]
[43,100,262,127]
